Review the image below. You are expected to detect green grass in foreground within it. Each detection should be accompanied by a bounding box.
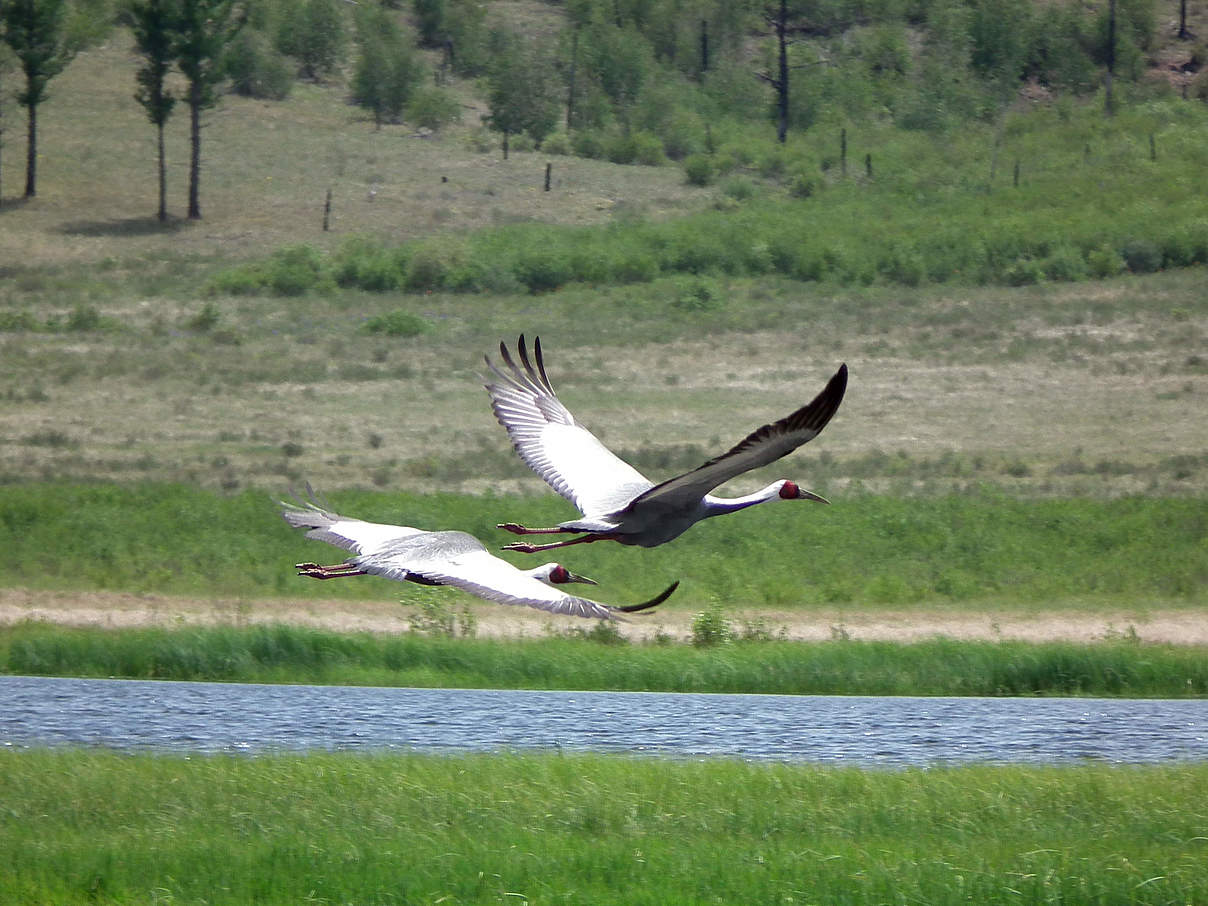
[2,749,1205,905]
[5,622,1206,696]
[2,482,1204,608]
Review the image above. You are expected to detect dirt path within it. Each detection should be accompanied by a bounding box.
[2,588,1204,645]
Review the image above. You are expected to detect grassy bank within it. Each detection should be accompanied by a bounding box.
[2,749,1205,905]
[1,483,1203,609]
[5,622,1206,696]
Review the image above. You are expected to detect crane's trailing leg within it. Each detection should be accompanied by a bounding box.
[295,561,367,580]
[502,534,605,554]
[497,522,575,536]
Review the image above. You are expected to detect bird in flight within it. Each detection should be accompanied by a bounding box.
[484,335,847,553]
[281,495,678,620]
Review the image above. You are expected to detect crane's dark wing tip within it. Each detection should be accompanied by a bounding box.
[615,580,680,614]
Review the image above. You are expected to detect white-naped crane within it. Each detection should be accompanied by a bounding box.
[484,336,847,553]
[281,495,678,620]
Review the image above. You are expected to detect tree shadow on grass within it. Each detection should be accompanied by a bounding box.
[55,216,191,237]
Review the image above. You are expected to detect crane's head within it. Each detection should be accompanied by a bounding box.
[778,479,829,504]
[530,563,599,586]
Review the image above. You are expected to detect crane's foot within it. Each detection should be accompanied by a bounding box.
[295,562,365,580]
[497,522,531,535]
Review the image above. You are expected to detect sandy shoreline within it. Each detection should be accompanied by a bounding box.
[2,588,1205,645]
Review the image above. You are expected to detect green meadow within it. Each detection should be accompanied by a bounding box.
[2,749,1206,906]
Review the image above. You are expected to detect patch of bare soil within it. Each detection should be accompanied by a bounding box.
[2,588,1204,645]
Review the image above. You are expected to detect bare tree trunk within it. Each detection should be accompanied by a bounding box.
[776,0,789,144]
[187,82,202,219]
[699,19,709,75]
[1178,0,1189,39]
[1104,0,1116,117]
[566,27,578,130]
[156,121,168,222]
[24,101,37,198]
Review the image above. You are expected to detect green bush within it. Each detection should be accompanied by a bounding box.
[683,153,714,186]
[224,29,293,100]
[541,132,572,155]
[669,275,723,311]
[0,310,37,331]
[1087,244,1126,278]
[571,129,606,159]
[690,600,732,647]
[331,236,402,291]
[406,87,461,130]
[263,245,328,296]
[403,237,468,292]
[510,249,573,293]
[1121,238,1162,273]
[363,310,430,337]
[1041,245,1089,282]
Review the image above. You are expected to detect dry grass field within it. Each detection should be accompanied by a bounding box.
[0,32,708,267]
[1,34,1204,499]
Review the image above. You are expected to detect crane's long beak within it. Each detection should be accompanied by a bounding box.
[564,571,599,585]
[798,488,829,504]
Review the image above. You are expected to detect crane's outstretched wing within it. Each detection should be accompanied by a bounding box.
[280,496,425,555]
[623,363,848,515]
[484,335,654,517]
[378,535,678,620]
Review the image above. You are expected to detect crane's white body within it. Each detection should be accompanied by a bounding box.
[281,498,676,620]
[485,336,847,551]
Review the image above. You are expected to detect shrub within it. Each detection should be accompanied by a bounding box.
[510,250,573,293]
[721,178,756,201]
[1120,238,1162,274]
[65,305,103,331]
[263,245,327,296]
[683,154,714,186]
[406,87,461,130]
[691,600,732,647]
[571,129,606,159]
[658,111,707,160]
[1002,258,1045,286]
[1041,246,1089,282]
[1087,244,1125,278]
[670,275,723,311]
[788,170,818,199]
[403,237,468,292]
[207,267,264,296]
[632,131,666,166]
[188,302,221,332]
[224,30,293,100]
[331,236,402,291]
[542,132,572,155]
[363,310,430,337]
[0,310,37,331]
[881,247,927,286]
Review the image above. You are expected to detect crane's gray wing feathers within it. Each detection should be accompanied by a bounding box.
[401,547,619,619]
[281,496,426,555]
[624,363,848,512]
[485,335,653,516]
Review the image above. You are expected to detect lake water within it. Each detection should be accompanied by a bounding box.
[3,675,1206,767]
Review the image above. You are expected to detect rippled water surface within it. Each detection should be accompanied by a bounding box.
[3,675,1206,766]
